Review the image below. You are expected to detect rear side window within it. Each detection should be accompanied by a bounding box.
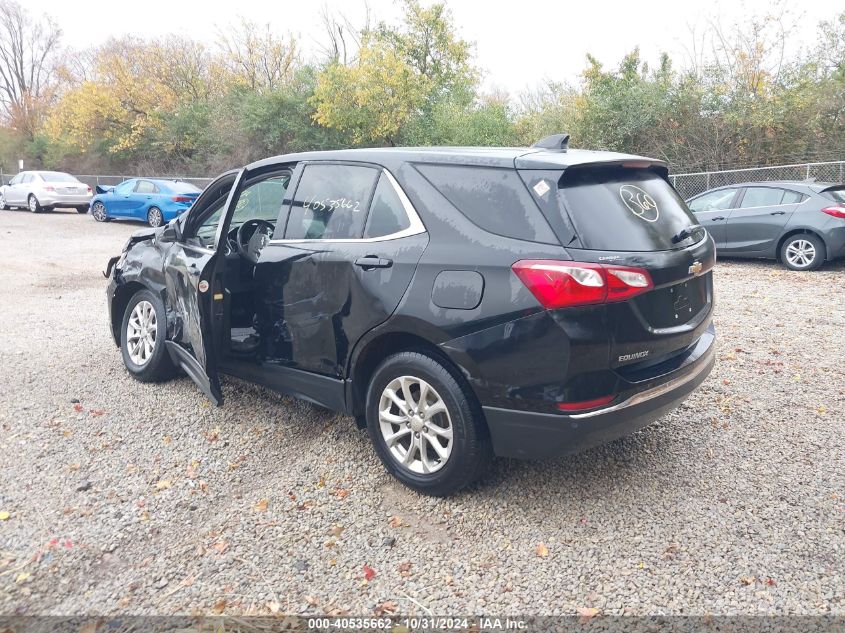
[417,164,557,244]
[364,174,410,238]
[286,164,379,240]
[558,167,699,252]
[740,187,785,207]
[782,190,805,204]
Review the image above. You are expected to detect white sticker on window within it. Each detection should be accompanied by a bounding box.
[619,184,659,222]
[532,180,551,198]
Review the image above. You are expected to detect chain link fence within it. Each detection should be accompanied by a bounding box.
[670,161,845,200]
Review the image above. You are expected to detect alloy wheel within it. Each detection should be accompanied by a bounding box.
[378,376,453,474]
[28,195,38,212]
[92,202,107,221]
[126,300,157,366]
[148,207,162,227]
[785,239,816,268]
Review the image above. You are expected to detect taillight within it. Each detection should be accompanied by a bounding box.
[44,186,55,192]
[86,186,92,194]
[172,196,192,203]
[512,260,654,309]
[821,206,845,219]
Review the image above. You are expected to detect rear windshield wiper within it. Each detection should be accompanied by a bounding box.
[672,224,704,244]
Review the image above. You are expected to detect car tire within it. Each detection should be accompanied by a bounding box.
[27,194,41,213]
[91,201,109,222]
[76,206,89,214]
[781,233,825,271]
[147,207,163,228]
[120,289,176,383]
[365,351,492,497]
[0,193,8,210]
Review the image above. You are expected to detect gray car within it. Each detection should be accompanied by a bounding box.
[687,181,845,270]
[0,170,93,213]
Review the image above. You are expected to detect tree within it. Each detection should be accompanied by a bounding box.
[312,43,429,144]
[217,19,299,91]
[0,0,61,139]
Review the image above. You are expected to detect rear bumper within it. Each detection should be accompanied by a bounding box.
[483,326,716,459]
[38,193,92,207]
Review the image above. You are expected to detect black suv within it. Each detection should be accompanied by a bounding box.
[105,135,716,496]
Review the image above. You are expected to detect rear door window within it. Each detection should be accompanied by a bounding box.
[417,164,557,244]
[135,180,159,194]
[285,164,379,240]
[740,187,785,207]
[558,167,700,252]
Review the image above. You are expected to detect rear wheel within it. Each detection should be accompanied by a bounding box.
[366,352,491,497]
[147,206,163,227]
[120,289,175,382]
[27,194,41,213]
[781,233,825,271]
[91,201,109,222]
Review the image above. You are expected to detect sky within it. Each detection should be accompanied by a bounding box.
[24,0,843,95]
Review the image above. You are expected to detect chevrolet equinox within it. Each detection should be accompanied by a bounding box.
[105,135,716,496]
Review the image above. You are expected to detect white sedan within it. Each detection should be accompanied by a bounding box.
[1,171,93,213]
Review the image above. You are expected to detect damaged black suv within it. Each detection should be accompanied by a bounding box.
[105,135,716,496]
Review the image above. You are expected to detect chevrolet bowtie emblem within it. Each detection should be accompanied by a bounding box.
[688,261,703,275]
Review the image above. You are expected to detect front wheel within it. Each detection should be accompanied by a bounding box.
[120,289,176,382]
[27,194,41,213]
[0,193,8,210]
[366,352,491,497]
[147,206,163,227]
[781,233,825,271]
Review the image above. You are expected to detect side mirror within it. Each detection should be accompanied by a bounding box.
[159,220,181,243]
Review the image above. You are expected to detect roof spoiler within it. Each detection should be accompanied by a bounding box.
[532,133,570,151]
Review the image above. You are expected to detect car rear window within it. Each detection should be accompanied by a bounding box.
[39,171,78,183]
[558,167,701,252]
[166,181,201,194]
[416,164,557,244]
[821,187,845,203]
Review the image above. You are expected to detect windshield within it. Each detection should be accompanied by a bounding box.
[558,167,702,252]
[39,172,79,183]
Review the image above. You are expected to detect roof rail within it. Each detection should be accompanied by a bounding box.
[532,133,570,151]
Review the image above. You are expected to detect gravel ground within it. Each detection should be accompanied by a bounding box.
[0,208,843,617]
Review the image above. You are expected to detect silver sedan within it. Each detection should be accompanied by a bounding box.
[0,171,93,213]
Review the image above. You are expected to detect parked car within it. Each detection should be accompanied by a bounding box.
[0,170,92,213]
[91,178,202,227]
[104,136,716,496]
[686,180,845,270]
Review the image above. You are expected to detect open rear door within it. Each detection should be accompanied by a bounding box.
[162,169,244,405]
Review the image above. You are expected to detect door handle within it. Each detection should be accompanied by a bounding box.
[355,255,393,270]
[711,216,726,221]
[770,211,786,216]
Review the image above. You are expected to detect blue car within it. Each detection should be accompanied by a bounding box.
[90,178,202,227]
